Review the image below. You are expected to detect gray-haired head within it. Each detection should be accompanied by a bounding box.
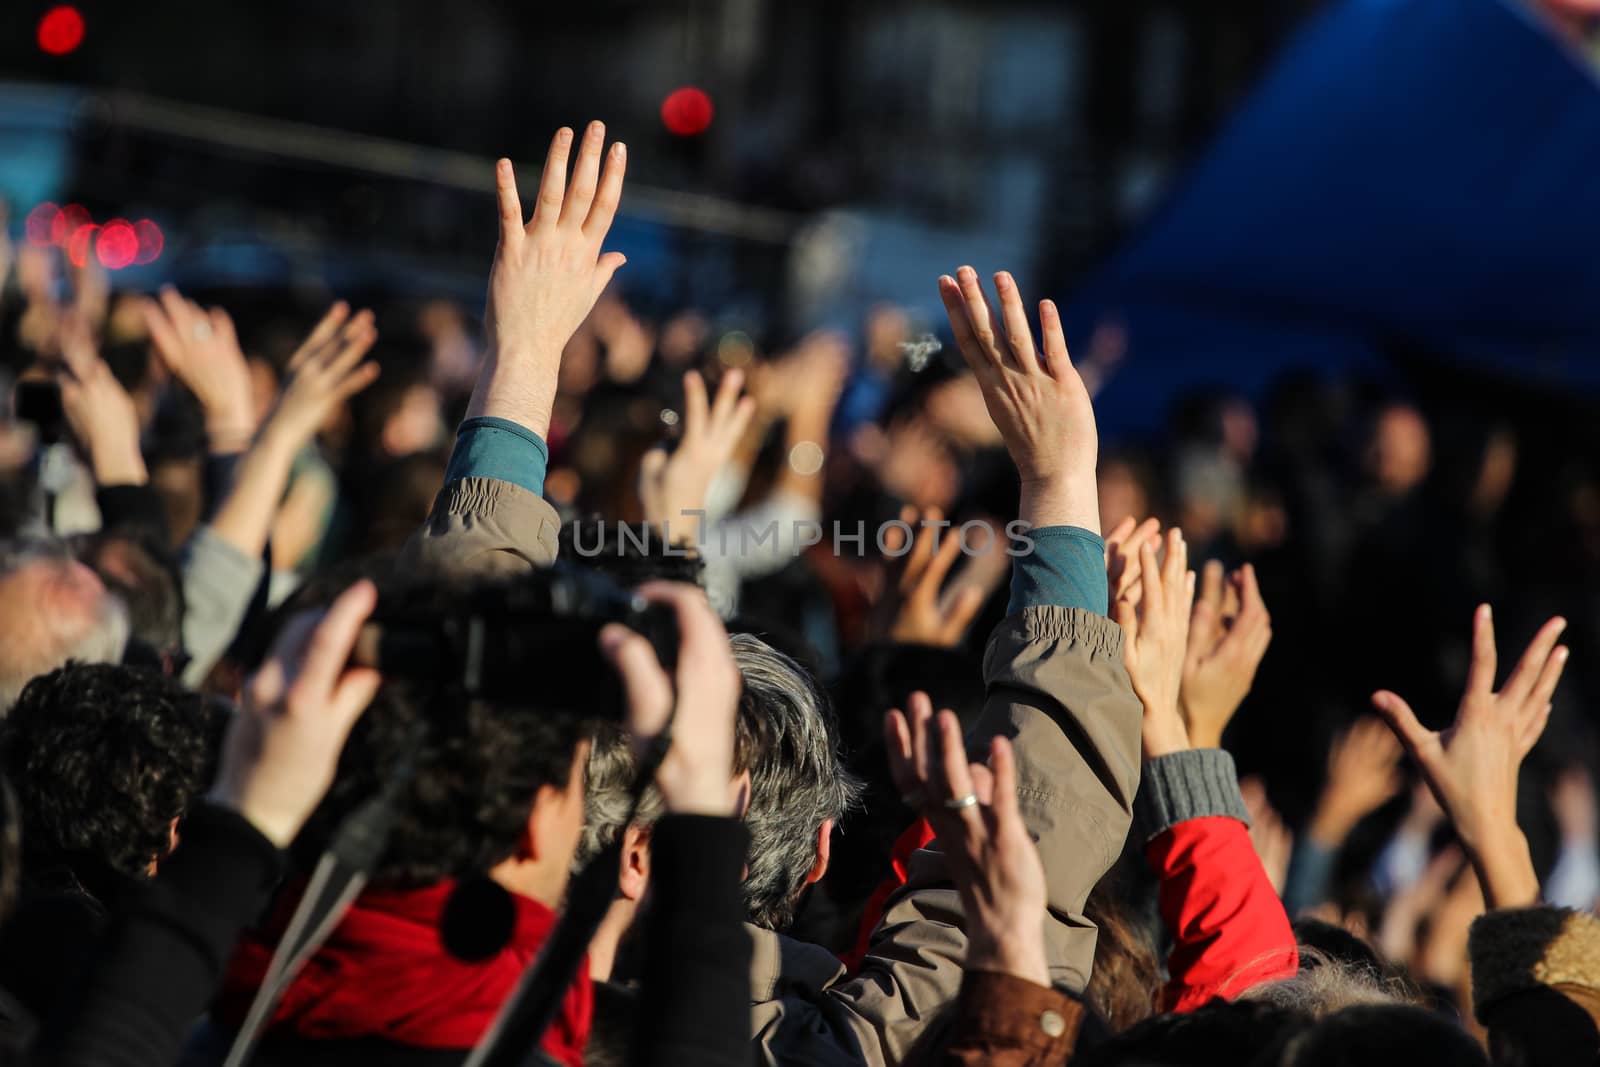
[0,537,130,713]
[579,631,863,931]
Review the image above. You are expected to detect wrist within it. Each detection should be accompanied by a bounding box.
[207,785,296,849]
[969,929,1050,987]
[91,449,148,487]
[468,350,558,440]
[1142,712,1192,759]
[1018,475,1098,533]
[1308,802,1359,847]
[1470,827,1539,910]
[206,422,255,455]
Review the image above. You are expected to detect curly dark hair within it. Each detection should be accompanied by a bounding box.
[293,574,591,887]
[0,663,221,896]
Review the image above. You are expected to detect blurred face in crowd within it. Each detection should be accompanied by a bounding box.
[0,555,129,711]
[1366,405,1432,498]
[1099,458,1152,536]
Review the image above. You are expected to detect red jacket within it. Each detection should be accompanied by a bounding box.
[848,814,1296,1013]
[1147,815,1297,1011]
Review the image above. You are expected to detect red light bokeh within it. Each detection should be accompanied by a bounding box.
[97,219,139,270]
[133,219,164,265]
[661,87,714,137]
[37,6,85,56]
[66,222,98,268]
[51,203,91,245]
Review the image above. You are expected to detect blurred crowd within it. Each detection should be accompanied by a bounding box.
[0,117,1594,1067]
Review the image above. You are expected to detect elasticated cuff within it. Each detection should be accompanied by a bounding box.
[445,416,549,497]
[1135,748,1249,841]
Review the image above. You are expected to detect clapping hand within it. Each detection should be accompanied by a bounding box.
[1111,527,1194,759]
[1180,561,1271,748]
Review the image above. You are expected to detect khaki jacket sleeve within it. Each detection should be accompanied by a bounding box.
[781,606,1139,1067]
[397,476,562,577]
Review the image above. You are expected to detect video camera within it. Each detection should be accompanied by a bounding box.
[350,561,679,719]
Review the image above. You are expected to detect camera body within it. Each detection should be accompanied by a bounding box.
[352,562,679,721]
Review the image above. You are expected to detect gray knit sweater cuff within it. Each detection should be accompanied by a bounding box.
[1135,749,1250,842]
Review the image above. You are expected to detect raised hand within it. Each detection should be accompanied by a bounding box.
[1307,717,1404,848]
[208,304,377,561]
[937,268,1097,532]
[472,122,628,439]
[142,287,257,453]
[873,506,988,647]
[263,305,380,448]
[598,582,743,816]
[1103,514,1162,607]
[56,310,146,486]
[1111,528,1194,759]
[885,692,1048,985]
[638,369,756,545]
[1180,561,1272,748]
[212,580,383,847]
[1371,605,1569,907]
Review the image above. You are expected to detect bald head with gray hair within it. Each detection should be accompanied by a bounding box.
[0,538,130,713]
[581,631,863,931]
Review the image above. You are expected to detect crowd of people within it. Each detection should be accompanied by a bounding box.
[0,120,1594,1066]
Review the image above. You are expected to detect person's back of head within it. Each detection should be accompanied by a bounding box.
[1084,880,1161,1032]
[0,538,129,713]
[578,630,863,932]
[294,573,593,891]
[0,661,220,898]
[731,632,863,931]
[1074,998,1312,1067]
[1269,1004,1488,1067]
[1241,949,1412,1018]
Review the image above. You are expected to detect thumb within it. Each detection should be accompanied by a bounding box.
[1111,594,1138,642]
[592,252,628,301]
[1370,690,1431,756]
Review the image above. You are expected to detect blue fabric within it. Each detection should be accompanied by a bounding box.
[1008,526,1107,616]
[1066,0,1600,434]
[1282,837,1338,915]
[444,416,548,497]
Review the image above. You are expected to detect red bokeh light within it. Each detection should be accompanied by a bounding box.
[37,6,85,56]
[661,87,714,137]
[66,222,98,268]
[24,203,61,246]
[133,219,164,265]
[97,219,138,270]
[51,203,91,245]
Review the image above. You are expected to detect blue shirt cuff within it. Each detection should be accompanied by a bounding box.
[1008,526,1108,615]
[444,416,548,497]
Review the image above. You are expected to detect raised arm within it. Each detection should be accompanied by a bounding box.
[1371,605,1569,909]
[402,123,627,576]
[1119,526,1296,1011]
[788,270,1139,1067]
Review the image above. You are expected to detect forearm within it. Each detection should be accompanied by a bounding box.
[772,411,828,502]
[208,427,299,559]
[1018,476,1098,540]
[464,351,557,441]
[85,437,148,489]
[1470,826,1540,910]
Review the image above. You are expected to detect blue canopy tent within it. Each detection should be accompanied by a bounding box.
[1070,0,1600,433]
